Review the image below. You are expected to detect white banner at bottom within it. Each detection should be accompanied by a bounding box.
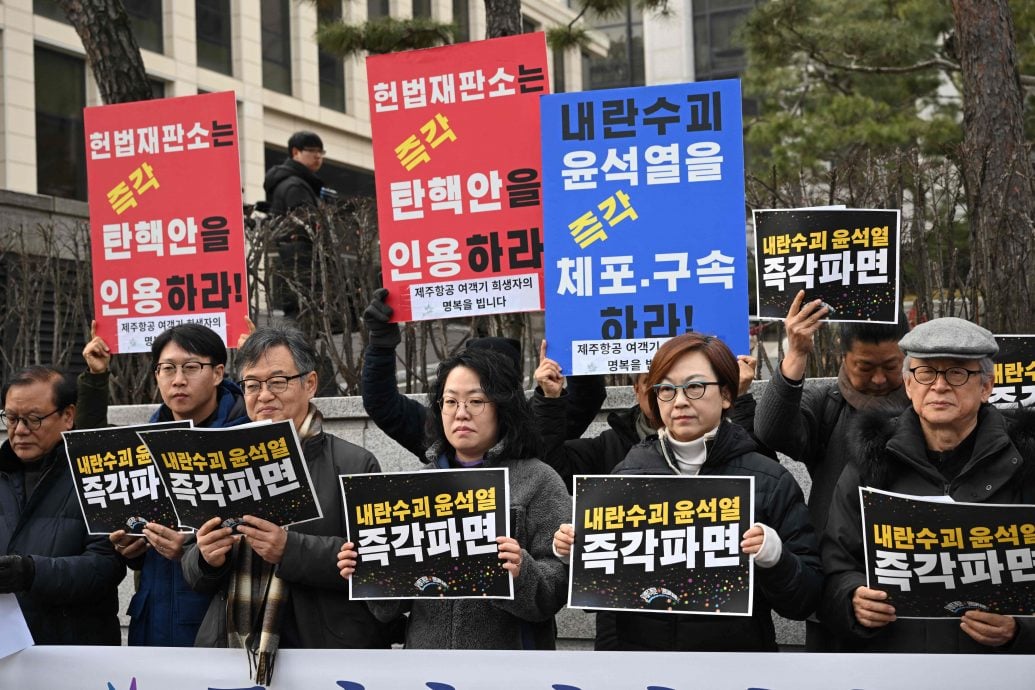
[1,646,1033,689]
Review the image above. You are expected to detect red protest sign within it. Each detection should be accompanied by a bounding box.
[84,91,248,353]
[367,33,549,322]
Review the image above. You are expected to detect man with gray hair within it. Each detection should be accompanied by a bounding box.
[182,326,393,681]
[822,317,1035,653]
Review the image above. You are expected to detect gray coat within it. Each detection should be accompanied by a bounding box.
[368,444,571,649]
[183,430,395,649]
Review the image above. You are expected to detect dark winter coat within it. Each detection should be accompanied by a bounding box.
[821,405,1035,653]
[263,158,323,215]
[0,442,125,644]
[183,428,395,649]
[599,420,823,652]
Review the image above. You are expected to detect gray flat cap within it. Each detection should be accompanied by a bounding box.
[898,317,998,359]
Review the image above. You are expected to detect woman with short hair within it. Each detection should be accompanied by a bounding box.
[556,332,822,651]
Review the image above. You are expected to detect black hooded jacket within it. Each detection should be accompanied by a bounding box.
[263,159,323,215]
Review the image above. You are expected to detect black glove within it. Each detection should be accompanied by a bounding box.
[0,555,35,593]
[363,288,401,349]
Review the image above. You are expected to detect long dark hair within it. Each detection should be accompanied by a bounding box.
[425,348,541,461]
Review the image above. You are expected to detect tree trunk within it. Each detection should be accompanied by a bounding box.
[951,0,1035,331]
[59,0,152,104]
[483,0,522,38]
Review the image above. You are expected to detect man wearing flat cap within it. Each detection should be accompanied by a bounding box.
[821,317,1035,653]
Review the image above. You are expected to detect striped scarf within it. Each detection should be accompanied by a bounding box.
[225,404,323,685]
[226,540,289,686]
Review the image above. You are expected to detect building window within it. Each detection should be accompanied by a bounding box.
[583,4,645,90]
[319,1,346,111]
[521,15,538,34]
[35,46,86,201]
[552,46,566,94]
[452,0,469,43]
[150,79,167,99]
[33,0,67,23]
[692,0,756,81]
[262,0,292,94]
[124,0,164,54]
[196,0,232,75]
[368,0,390,19]
[412,0,432,19]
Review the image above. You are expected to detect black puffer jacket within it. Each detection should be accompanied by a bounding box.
[263,159,322,215]
[0,442,125,644]
[822,405,1035,653]
[599,420,823,651]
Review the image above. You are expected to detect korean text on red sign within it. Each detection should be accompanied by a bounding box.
[84,91,249,353]
[540,79,749,375]
[367,33,549,322]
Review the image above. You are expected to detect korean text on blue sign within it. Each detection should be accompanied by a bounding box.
[540,79,749,375]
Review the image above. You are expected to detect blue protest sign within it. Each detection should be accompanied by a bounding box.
[541,79,749,374]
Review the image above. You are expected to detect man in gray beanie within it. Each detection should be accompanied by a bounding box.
[822,316,1035,653]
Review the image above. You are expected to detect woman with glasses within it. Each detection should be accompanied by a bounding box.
[338,347,571,649]
[822,317,1035,653]
[554,332,822,651]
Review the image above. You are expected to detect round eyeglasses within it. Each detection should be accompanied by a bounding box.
[438,397,492,416]
[652,382,722,402]
[909,366,981,387]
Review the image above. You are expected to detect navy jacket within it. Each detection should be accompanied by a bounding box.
[129,379,250,646]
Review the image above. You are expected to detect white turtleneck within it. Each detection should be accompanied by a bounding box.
[660,426,717,476]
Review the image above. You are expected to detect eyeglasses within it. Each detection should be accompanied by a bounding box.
[653,382,722,402]
[1,408,61,430]
[438,397,492,416]
[909,366,982,387]
[155,362,216,379]
[238,372,310,395]
[302,147,326,155]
